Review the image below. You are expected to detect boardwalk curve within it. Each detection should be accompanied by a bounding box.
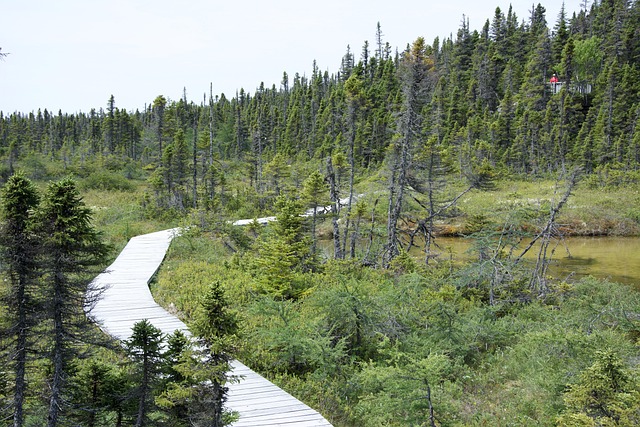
[89,228,332,426]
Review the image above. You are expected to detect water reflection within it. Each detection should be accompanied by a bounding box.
[319,236,640,288]
[434,236,640,288]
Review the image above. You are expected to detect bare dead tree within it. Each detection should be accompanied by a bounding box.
[326,156,343,259]
[515,168,581,296]
[384,38,435,267]
[364,197,379,264]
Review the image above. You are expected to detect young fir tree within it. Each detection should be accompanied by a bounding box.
[68,359,117,427]
[557,350,640,426]
[0,173,40,427]
[35,178,108,427]
[125,319,165,427]
[153,95,167,164]
[109,364,134,426]
[159,281,239,427]
[252,196,310,298]
[157,330,192,424]
[191,281,239,427]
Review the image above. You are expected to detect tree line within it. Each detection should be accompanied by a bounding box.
[1,2,639,182]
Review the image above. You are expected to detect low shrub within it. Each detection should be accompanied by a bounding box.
[81,170,134,192]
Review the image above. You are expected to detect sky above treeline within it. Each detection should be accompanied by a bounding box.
[0,0,583,114]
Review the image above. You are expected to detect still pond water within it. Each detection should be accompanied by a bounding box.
[320,237,640,288]
[432,236,640,289]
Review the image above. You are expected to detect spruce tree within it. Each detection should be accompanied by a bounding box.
[125,319,165,427]
[68,360,115,427]
[189,281,239,427]
[153,95,167,163]
[0,173,40,427]
[157,282,238,427]
[302,170,328,257]
[557,350,640,426]
[343,73,365,258]
[326,155,343,260]
[552,4,570,67]
[103,95,116,153]
[252,196,310,298]
[157,330,191,424]
[36,178,108,427]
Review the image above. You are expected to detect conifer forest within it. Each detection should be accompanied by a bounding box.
[1,1,640,426]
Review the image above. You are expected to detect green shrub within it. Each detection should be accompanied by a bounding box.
[19,152,53,180]
[81,171,134,192]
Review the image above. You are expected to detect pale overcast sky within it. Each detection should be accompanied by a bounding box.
[0,0,583,114]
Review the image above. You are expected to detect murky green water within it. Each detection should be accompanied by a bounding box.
[320,236,640,288]
[434,236,640,289]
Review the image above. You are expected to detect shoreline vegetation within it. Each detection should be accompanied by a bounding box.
[434,182,640,238]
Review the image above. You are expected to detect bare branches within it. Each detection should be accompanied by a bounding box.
[515,168,581,295]
[515,169,580,263]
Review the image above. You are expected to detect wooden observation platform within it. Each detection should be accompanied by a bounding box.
[547,81,592,95]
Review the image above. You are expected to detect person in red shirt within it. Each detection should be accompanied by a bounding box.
[550,73,559,83]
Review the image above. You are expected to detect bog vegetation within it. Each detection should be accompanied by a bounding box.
[1,1,640,426]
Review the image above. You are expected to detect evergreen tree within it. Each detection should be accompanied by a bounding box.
[341,73,364,257]
[189,281,239,427]
[471,20,498,112]
[35,178,108,427]
[348,199,368,259]
[157,330,191,424]
[68,360,121,427]
[252,196,310,298]
[158,282,238,427]
[552,3,570,67]
[326,155,343,259]
[125,320,165,427]
[557,350,640,426]
[0,173,40,427]
[263,153,290,196]
[103,95,116,153]
[153,95,167,164]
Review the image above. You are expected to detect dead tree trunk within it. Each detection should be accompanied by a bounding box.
[326,156,343,259]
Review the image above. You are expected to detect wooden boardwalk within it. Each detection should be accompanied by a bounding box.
[89,228,332,426]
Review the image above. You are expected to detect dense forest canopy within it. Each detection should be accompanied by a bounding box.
[1,0,640,188]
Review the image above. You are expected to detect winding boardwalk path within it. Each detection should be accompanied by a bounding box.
[89,228,332,426]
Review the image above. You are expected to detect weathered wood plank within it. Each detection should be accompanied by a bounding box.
[88,228,332,426]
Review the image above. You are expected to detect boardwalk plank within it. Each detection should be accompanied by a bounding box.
[89,228,332,426]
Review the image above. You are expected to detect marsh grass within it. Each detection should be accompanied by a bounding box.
[457,179,640,236]
[82,185,173,255]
